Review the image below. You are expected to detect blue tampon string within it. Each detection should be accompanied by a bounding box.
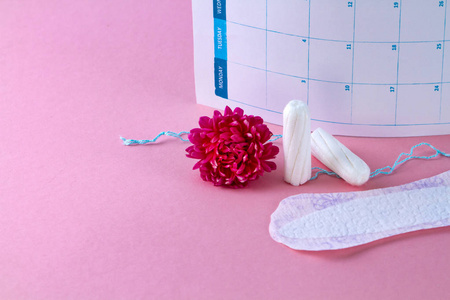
[120,131,190,145]
[121,132,449,180]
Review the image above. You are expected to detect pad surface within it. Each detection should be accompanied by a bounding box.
[270,171,450,251]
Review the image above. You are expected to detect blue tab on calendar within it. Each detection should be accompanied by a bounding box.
[213,0,227,99]
[214,58,228,99]
[213,0,226,20]
[214,18,227,60]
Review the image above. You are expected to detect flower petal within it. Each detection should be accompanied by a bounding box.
[186,106,278,188]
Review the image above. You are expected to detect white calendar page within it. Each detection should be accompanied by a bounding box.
[192,0,450,137]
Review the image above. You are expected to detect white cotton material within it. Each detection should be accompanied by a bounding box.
[311,127,370,186]
[269,170,450,251]
[283,100,311,186]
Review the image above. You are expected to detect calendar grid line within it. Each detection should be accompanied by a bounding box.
[227,19,450,45]
[226,97,450,127]
[265,0,268,108]
[439,0,448,122]
[394,0,403,125]
[350,1,357,123]
[228,60,450,86]
[309,119,450,127]
[307,0,311,105]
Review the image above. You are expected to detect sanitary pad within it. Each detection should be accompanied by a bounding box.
[270,171,450,251]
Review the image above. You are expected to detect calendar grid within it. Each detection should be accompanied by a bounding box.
[228,60,450,86]
[226,96,450,127]
[440,0,448,122]
[212,0,450,130]
[350,1,357,123]
[226,20,450,45]
[394,0,403,125]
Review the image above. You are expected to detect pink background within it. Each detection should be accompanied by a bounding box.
[1,1,450,299]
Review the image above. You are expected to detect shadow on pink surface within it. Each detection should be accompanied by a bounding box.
[294,226,450,260]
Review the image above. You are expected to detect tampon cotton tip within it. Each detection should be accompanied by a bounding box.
[283,100,311,186]
[311,128,370,186]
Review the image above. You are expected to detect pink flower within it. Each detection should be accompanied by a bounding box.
[186,106,279,188]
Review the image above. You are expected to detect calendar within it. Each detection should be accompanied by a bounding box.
[192,0,450,136]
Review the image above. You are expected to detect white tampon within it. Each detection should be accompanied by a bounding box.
[283,100,311,186]
[311,127,370,186]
